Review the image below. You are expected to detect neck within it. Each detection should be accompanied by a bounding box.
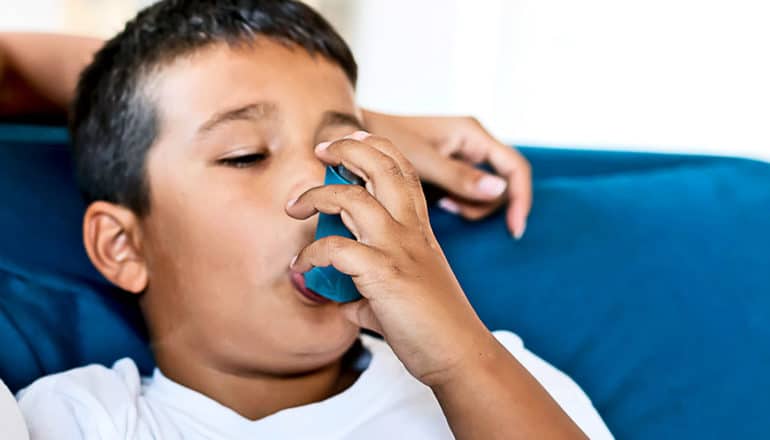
[153,339,364,421]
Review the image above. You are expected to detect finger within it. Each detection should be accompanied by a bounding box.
[290,236,388,281]
[437,196,504,221]
[352,132,431,226]
[286,184,397,244]
[487,147,532,239]
[508,157,532,240]
[339,298,384,335]
[420,152,509,202]
[449,119,533,238]
[315,135,418,225]
[349,132,421,187]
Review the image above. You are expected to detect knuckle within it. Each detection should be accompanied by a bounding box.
[465,116,482,128]
[399,163,420,184]
[323,235,347,253]
[347,183,368,198]
[384,161,403,178]
[336,138,358,148]
[520,157,532,172]
[405,170,421,187]
[331,138,359,154]
[466,209,487,220]
[464,170,485,191]
[426,236,443,253]
[346,185,371,204]
[359,256,401,287]
[369,134,395,149]
[399,157,419,177]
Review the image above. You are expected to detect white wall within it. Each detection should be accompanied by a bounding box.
[344,0,770,160]
[0,0,146,36]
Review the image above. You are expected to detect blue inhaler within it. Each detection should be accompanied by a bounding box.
[304,165,365,303]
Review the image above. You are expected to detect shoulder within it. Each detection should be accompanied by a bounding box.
[16,358,143,440]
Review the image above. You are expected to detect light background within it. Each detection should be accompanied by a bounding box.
[1,0,767,160]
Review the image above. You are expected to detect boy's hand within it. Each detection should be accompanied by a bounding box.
[363,110,532,239]
[286,131,499,387]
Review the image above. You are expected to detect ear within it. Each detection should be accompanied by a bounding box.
[82,201,148,294]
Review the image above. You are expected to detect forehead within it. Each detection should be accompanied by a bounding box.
[147,39,356,132]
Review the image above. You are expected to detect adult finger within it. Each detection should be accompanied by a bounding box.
[420,151,509,203]
[487,146,532,239]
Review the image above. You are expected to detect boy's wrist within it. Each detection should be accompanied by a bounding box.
[421,329,509,390]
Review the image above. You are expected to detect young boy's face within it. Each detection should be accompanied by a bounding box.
[136,40,363,374]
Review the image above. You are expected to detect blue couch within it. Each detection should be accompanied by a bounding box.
[1,123,769,438]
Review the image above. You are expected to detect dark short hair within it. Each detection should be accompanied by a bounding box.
[71,0,357,216]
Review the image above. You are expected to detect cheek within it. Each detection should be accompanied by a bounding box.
[151,183,289,287]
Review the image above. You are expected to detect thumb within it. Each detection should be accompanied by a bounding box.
[339,299,384,335]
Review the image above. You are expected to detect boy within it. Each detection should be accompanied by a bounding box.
[16,1,611,438]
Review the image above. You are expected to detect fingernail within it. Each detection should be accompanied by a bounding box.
[286,197,298,208]
[438,197,461,214]
[514,220,527,240]
[316,141,331,152]
[290,255,298,269]
[350,131,370,140]
[477,175,507,198]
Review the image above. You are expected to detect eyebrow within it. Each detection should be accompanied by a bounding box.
[198,102,278,134]
[318,111,366,133]
[197,102,365,138]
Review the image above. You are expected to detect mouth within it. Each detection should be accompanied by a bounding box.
[290,271,332,305]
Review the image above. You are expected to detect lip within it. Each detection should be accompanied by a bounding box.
[290,271,332,305]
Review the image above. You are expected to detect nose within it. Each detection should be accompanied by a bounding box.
[284,145,327,204]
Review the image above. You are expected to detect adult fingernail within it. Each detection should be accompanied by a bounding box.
[438,197,461,214]
[514,220,527,240]
[316,141,331,152]
[289,255,298,269]
[477,175,507,198]
[286,197,298,209]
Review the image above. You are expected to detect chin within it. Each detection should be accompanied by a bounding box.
[296,315,361,353]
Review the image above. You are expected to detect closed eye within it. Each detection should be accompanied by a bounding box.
[218,153,267,168]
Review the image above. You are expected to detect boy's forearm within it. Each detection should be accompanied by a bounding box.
[431,337,587,440]
[0,33,102,113]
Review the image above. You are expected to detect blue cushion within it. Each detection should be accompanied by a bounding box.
[0,125,153,390]
[1,123,768,438]
[432,157,770,438]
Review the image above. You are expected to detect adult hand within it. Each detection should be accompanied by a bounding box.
[363,111,531,239]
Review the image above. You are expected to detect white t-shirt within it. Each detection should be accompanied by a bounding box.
[1,378,28,440]
[17,331,612,439]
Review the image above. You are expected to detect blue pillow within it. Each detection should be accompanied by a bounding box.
[431,157,770,438]
[1,123,769,438]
